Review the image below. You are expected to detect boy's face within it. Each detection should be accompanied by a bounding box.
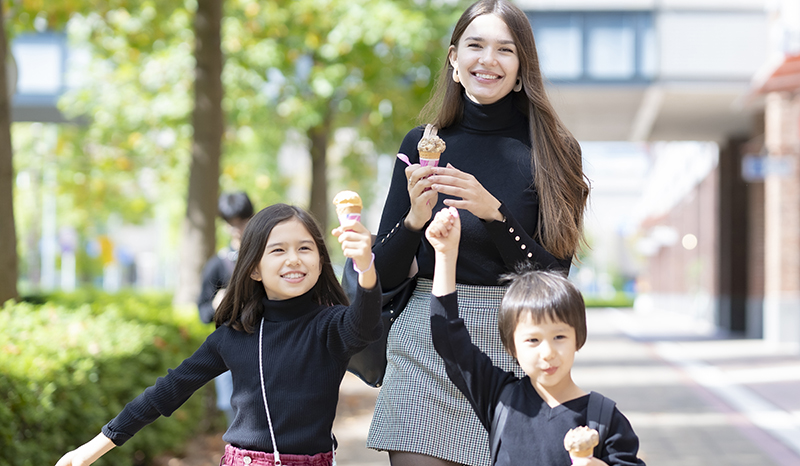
[513,314,579,397]
[227,217,250,250]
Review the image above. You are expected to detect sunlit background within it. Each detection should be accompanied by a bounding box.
[6,1,800,465]
[7,0,800,346]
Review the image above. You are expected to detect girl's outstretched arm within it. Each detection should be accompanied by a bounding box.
[425,207,460,297]
[332,219,377,290]
[55,433,115,466]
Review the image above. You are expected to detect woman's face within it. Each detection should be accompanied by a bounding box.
[450,13,520,105]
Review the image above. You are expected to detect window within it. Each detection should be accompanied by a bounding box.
[528,11,655,84]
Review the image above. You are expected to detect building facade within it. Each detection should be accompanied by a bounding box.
[524,0,800,347]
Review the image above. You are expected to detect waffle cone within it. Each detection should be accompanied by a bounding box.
[419,150,442,161]
[569,448,594,459]
[336,204,362,216]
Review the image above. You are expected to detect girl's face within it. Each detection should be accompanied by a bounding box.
[449,13,520,105]
[250,218,322,301]
[513,314,579,400]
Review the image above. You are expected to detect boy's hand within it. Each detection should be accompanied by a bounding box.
[425,207,460,255]
[427,207,459,296]
[569,456,609,466]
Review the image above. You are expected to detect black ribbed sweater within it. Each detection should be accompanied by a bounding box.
[102,283,382,455]
[373,92,571,290]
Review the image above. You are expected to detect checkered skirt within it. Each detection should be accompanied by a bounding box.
[367,278,523,465]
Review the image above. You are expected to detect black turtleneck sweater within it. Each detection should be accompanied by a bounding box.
[102,283,382,455]
[374,92,571,289]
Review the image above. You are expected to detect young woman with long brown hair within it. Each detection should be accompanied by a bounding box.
[367,1,589,465]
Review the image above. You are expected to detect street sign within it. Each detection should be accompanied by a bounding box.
[741,154,795,181]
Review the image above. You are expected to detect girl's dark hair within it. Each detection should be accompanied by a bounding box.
[420,0,589,262]
[498,270,587,357]
[214,203,349,333]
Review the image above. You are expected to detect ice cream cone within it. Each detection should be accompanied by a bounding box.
[417,124,445,167]
[564,426,599,463]
[333,190,362,224]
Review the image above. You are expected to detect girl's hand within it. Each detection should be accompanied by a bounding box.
[404,163,438,231]
[429,163,503,222]
[55,451,86,466]
[425,207,461,255]
[332,220,376,289]
[55,434,115,466]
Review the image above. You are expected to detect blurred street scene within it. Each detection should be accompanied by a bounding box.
[5,0,800,465]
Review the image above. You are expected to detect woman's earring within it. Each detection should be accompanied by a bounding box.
[513,77,522,92]
[452,67,460,84]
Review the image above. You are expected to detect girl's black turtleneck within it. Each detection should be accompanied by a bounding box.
[374,92,570,289]
[102,282,382,456]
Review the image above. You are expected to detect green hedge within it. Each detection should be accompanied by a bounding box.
[583,292,635,308]
[0,291,220,466]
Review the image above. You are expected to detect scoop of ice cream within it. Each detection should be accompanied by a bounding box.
[563,426,599,458]
[333,190,362,212]
[418,137,445,154]
[417,124,446,155]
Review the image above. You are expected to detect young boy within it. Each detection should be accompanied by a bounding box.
[426,207,645,466]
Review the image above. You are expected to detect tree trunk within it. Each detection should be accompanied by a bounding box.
[308,113,333,230]
[174,0,223,305]
[0,1,18,304]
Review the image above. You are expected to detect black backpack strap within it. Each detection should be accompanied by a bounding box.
[489,386,513,465]
[587,391,616,458]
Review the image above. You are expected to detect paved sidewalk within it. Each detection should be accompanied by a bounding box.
[333,307,800,466]
[579,308,800,466]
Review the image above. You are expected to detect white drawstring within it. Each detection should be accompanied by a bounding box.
[258,317,337,466]
[258,318,282,466]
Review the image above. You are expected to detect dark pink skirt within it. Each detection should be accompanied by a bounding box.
[220,444,333,466]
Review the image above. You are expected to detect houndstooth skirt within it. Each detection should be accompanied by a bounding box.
[367,278,523,466]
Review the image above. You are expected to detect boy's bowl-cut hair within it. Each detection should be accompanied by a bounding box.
[498,270,587,357]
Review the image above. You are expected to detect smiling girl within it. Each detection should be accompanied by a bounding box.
[55,204,382,466]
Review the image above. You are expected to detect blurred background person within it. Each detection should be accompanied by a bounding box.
[197,191,254,426]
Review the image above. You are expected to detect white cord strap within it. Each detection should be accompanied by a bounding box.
[258,318,282,466]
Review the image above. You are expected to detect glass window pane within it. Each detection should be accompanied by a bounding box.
[639,14,657,79]
[587,16,635,79]
[538,27,583,79]
[13,43,63,94]
[530,13,583,80]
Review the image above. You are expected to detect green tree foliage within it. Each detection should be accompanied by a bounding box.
[228,0,461,226]
[8,0,463,292]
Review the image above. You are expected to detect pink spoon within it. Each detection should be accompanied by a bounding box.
[397,153,411,166]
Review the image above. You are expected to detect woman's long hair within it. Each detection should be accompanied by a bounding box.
[420,0,589,261]
[214,204,349,333]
